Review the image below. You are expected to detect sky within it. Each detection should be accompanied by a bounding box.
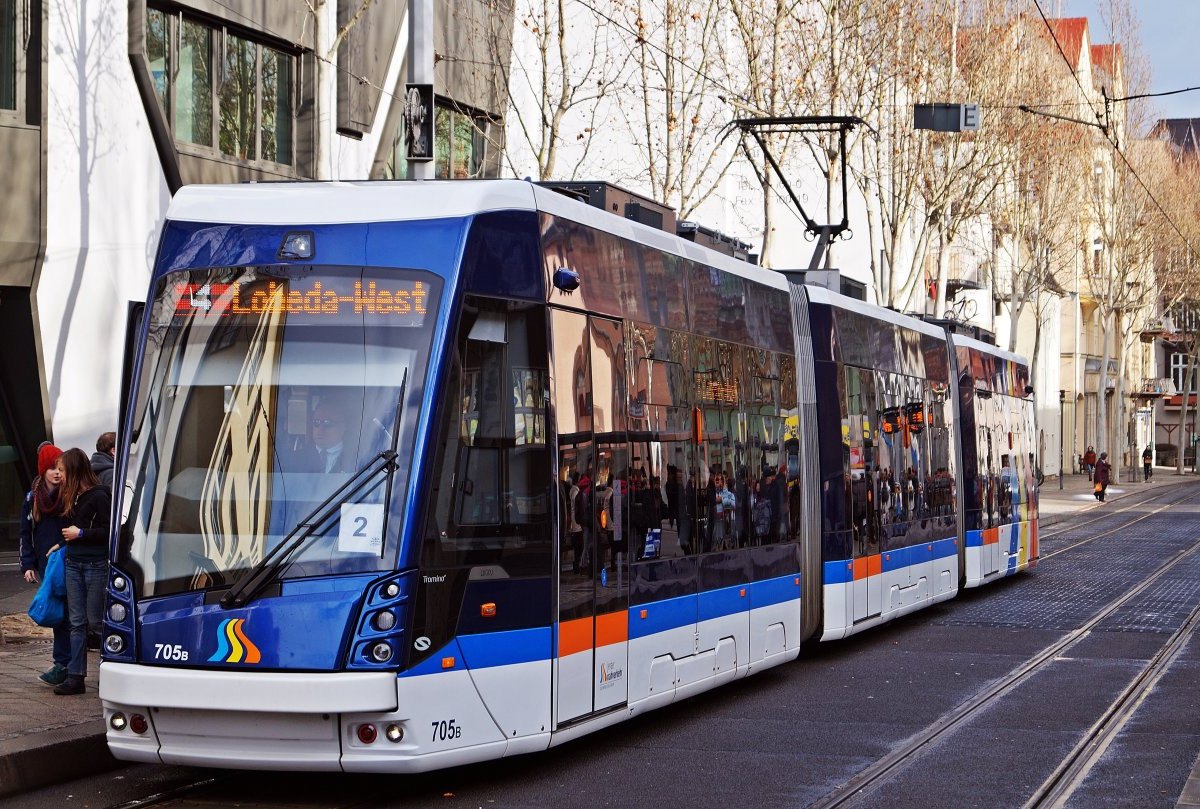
[1064,0,1200,120]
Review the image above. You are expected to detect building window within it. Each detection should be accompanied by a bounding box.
[147,7,169,112]
[177,19,213,147]
[0,0,15,110]
[1171,353,1197,395]
[436,104,487,179]
[220,33,257,159]
[146,6,294,167]
[383,100,490,179]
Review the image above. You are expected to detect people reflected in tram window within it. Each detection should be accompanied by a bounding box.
[564,473,587,574]
[998,455,1013,522]
[702,469,715,552]
[594,479,615,573]
[680,471,696,554]
[710,472,736,550]
[628,467,656,560]
[664,466,681,530]
[851,471,869,555]
[575,470,593,572]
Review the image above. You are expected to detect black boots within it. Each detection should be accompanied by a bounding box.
[53,675,85,695]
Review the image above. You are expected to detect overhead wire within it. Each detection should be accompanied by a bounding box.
[1111,85,1200,103]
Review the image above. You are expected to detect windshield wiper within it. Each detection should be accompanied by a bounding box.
[220,369,409,610]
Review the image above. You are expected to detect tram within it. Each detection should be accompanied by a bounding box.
[99,180,1037,772]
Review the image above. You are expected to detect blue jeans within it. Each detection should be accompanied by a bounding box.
[65,558,107,678]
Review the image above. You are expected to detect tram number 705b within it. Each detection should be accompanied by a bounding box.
[431,719,462,742]
[154,643,190,662]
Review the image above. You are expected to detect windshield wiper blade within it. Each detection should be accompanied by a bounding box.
[219,450,398,610]
[220,369,409,611]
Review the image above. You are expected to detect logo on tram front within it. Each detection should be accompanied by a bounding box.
[208,618,262,664]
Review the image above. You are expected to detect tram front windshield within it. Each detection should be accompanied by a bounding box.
[120,266,440,599]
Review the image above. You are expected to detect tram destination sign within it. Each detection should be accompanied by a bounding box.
[173,279,430,326]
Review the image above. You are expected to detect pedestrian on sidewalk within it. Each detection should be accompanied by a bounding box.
[1094,452,1111,503]
[17,444,71,686]
[54,448,112,696]
[1142,446,1153,482]
[90,431,116,488]
[1082,446,1097,481]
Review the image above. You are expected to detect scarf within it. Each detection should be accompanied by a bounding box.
[32,476,64,521]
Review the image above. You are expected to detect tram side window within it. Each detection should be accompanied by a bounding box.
[928,380,957,520]
[845,367,877,558]
[421,296,552,574]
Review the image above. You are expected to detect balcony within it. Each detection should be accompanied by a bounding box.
[1133,378,1176,400]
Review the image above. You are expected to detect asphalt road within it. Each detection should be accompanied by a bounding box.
[7,486,1200,809]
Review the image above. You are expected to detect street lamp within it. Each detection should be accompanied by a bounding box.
[1059,390,1066,490]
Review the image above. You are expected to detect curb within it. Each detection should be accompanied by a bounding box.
[0,720,120,798]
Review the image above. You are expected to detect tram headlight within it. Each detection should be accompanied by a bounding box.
[369,642,393,663]
[108,603,127,623]
[385,723,404,743]
[278,231,315,260]
[383,582,401,598]
[372,610,396,631]
[112,576,127,592]
[104,634,126,654]
[109,712,127,731]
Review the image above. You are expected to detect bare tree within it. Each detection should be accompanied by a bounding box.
[1145,145,1200,474]
[499,0,622,179]
[991,15,1092,356]
[723,0,818,263]
[616,0,737,218]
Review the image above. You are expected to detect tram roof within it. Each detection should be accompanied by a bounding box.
[803,285,948,341]
[166,180,789,292]
[950,332,1028,368]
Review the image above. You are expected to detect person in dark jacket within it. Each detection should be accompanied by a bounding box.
[54,448,112,695]
[1093,451,1111,503]
[90,431,116,488]
[18,444,70,686]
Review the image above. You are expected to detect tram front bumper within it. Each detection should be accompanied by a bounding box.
[100,662,399,771]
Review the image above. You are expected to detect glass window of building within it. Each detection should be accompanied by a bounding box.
[261,47,292,164]
[146,6,294,167]
[177,19,213,146]
[220,33,257,160]
[1,0,16,110]
[146,7,169,113]
[1171,353,1197,394]
[383,100,491,179]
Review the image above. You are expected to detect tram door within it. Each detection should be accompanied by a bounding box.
[551,309,629,724]
[849,368,882,622]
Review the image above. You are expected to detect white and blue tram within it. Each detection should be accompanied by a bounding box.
[100,180,1038,772]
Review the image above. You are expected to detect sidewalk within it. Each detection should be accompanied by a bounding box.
[1038,464,1193,527]
[0,467,1196,798]
[0,614,112,798]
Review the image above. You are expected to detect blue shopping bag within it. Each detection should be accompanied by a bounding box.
[28,548,66,628]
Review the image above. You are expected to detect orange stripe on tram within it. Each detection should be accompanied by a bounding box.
[558,617,593,658]
[232,619,261,664]
[595,611,628,648]
[853,557,869,581]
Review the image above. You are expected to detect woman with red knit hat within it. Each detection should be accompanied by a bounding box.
[17,444,71,686]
